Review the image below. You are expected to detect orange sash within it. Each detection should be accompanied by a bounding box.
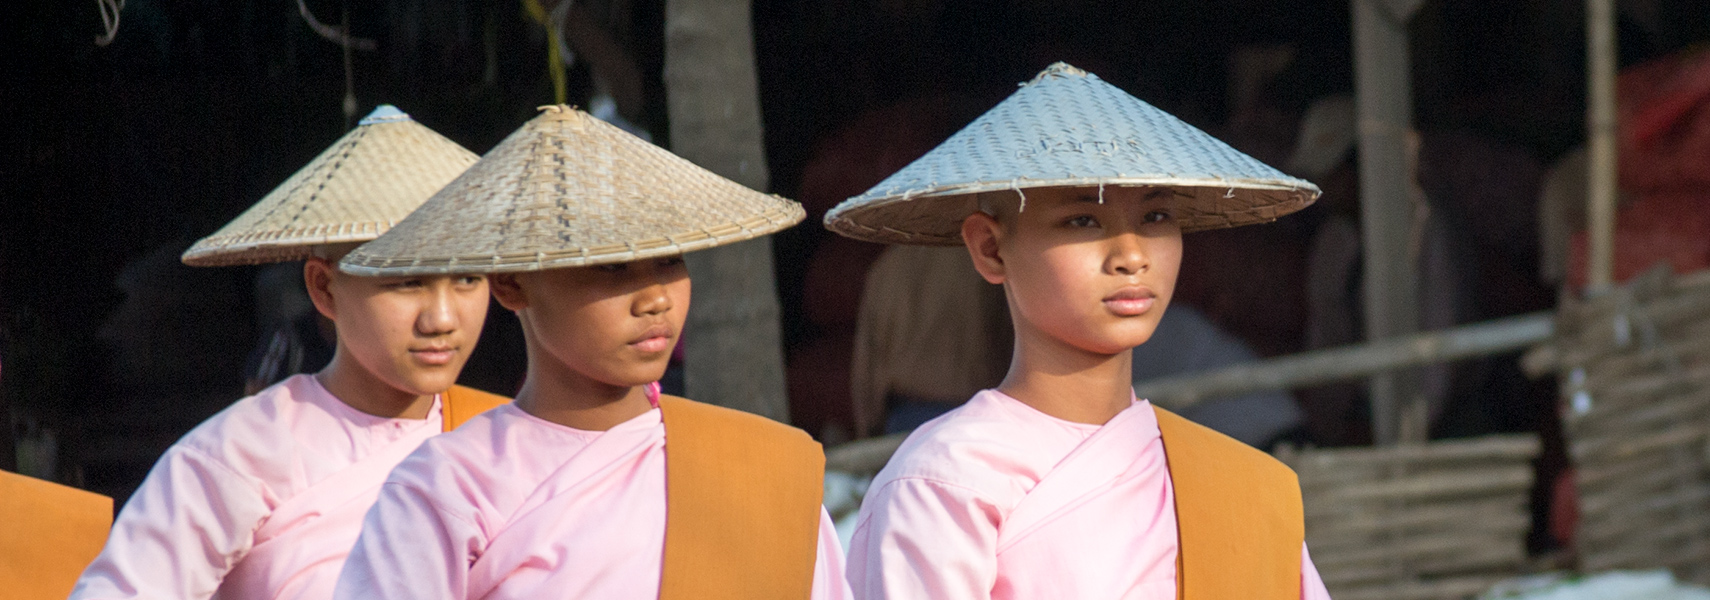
[1154,406,1303,600]
[442,384,511,432]
[0,470,112,600]
[656,396,824,600]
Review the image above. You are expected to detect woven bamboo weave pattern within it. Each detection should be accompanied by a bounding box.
[182,105,479,266]
[1548,268,1710,585]
[1276,435,1540,600]
[341,105,804,275]
[824,62,1320,245]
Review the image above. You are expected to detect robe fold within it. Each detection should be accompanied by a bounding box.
[848,389,1331,600]
[71,375,506,600]
[332,401,852,600]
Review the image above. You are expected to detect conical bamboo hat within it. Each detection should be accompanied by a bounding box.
[824,63,1321,245]
[182,106,479,266]
[340,105,805,276]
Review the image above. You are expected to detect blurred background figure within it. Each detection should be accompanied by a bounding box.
[851,245,1011,437]
[242,263,333,396]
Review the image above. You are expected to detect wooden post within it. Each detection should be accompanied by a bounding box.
[1586,0,1619,293]
[662,0,791,421]
[1352,0,1426,445]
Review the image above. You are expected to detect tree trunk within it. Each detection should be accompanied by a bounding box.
[662,0,790,422]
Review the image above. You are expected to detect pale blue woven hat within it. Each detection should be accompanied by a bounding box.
[824,63,1321,245]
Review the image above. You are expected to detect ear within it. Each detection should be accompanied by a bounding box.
[961,212,1007,285]
[303,258,339,321]
[489,273,530,312]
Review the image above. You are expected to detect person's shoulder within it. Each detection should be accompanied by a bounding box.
[401,403,512,473]
[1153,406,1298,484]
[380,404,519,510]
[171,376,313,464]
[657,394,817,449]
[870,391,1038,493]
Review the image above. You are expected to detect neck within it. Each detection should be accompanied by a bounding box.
[996,324,1135,425]
[514,345,652,432]
[315,348,435,420]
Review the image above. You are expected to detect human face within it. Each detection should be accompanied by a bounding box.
[309,261,490,395]
[493,256,689,389]
[963,186,1183,356]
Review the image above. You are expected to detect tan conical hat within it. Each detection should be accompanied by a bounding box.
[181,105,480,266]
[339,105,805,276]
[825,63,1320,245]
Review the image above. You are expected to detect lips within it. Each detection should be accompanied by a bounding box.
[630,323,674,354]
[1103,286,1157,317]
[410,345,457,366]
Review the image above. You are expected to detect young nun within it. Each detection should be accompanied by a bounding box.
[73,106,510,600]
[826,63,1334,600]
[332,105,850,600]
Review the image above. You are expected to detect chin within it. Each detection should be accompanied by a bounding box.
[396,371,458,396]
[596,363,671,389]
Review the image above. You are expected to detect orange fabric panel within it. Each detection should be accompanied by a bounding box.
[442,385,512,432]
[0,470,113,600]
[1154,407,1303,600]
[657,396,824,600]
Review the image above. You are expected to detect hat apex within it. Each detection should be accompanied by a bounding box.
[182,105,479,266]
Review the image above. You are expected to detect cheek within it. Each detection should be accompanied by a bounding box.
[545,295,633,354]
[1023,244,1105,304]
[457,292,491,334]
[335,298,420,366]
[1149,239,1184,295]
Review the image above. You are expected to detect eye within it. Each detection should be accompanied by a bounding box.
[1143,210,1172,224]
[657,256,685,268]
[1065,215,1099,228]
[597,263,629,273]
[388,279,425,290]
[456,275,485,286]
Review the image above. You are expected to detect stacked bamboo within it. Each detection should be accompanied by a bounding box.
[1545,268,1710,584]
[1277,435,1541,600]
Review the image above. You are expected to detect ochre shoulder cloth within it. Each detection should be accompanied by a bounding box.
[656,395,824,600]
[1154,406,1304,600]
[0,470,112,600]
[441,384,512,432]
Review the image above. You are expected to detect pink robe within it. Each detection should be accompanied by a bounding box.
[332,403,852,600]
[72,374,447,600]
[848,390,1332,600]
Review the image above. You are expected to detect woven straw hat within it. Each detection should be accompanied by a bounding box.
[824,63,1321,245]
[182,106,479,266]
[340,105,804,276]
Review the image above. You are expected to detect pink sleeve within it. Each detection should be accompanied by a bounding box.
[1301,542,1332,600]
[71,446,271,600]
[847,478,1000,600]
[333,481,482,600]
[812,506,855,600]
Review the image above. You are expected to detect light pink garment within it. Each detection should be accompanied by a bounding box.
[71,374,446,600]
[848,389,1332,600]
[332,403,852,600]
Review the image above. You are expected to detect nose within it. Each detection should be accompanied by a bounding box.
[417,281,460,336]
[1106,232,1149,276]
[633,282,673,317]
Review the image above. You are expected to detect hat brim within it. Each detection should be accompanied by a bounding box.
[824,177,1318,246]
[339,203,803,276]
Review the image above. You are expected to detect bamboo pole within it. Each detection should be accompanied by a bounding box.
[662,0,792,421]
[1352,0,1425,445]
[1586,0,1620,293]
[823,314,1554,474]
[1133,312,1554,409]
